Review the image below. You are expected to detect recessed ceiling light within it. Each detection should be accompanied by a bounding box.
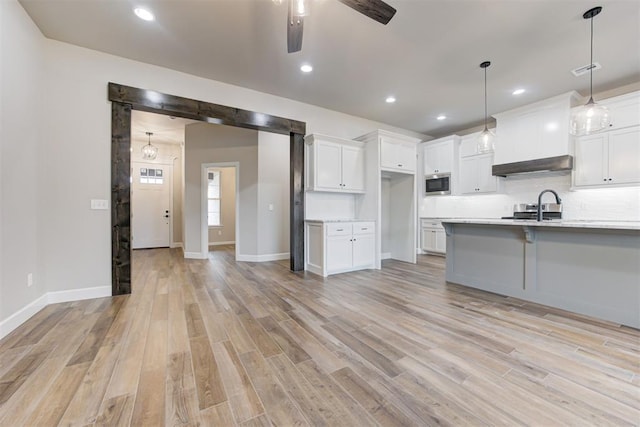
[134,7,155,21]
[300,64,313,73]
[385,96,396,103]
[512,88,526,95]
[436,115,447,121]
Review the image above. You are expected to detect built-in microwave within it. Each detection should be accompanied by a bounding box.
[425,173,451,195]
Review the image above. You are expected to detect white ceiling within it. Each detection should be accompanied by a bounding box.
[20,0,640,137]
[131,110,197,145]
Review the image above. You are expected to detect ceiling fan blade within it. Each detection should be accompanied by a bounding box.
[287,3,304,53]
[337,0,396,25]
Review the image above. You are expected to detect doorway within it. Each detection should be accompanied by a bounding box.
[202,163,239,258]
[131,161,173,248]
[109,82,306,295]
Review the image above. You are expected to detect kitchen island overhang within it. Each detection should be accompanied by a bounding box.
[441,219,640,329]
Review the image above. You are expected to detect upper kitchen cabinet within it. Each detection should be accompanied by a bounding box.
[459,132,498,194]
[574,125,640,188]
[493,92,579,165]
[597,90,640,131]
[377,131,419,174]
[305,134,366,193]
[423,135,459,174]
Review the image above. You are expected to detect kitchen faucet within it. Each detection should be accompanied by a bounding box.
[537,189,562,221]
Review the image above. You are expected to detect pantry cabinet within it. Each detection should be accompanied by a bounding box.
[305,134,365,193]
[380,135,416,173]
[305,221,376,277]
[574,125,640,187]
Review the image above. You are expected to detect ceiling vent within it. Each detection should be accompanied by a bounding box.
[571,62,602,77]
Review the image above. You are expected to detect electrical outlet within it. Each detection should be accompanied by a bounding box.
[90,199,109,210]
[218,230,222,236]
[268,204,274,211]
[27,273,33,287]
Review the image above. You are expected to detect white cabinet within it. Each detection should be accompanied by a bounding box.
[494,92,578,165]
[380,136,416,173]
[596,91,640,132]
[574,125,640,187]
[420,219,445,255]
[424,136,457,174]
[305,134,365,193]
[460,154,498,194]
[305,221,376,277]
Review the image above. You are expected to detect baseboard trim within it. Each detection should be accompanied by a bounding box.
[236,252,289,262]
[170,242,183,249]
[184,251,208,260]
[0,293,48,340]
[0,285,112,340]
[208,241,235,246]
[381,252,392,260]
[47,285,111,304]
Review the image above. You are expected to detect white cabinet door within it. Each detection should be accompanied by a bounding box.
[459,157,478,194]
[575,133,607,186]
[424,140,453,174]
[608,126,640,185]
[352,234,375,268]
[380,138,415,173]
[341,144,366,192]
[327,235,353,273]
[476,154,497,193]
[435,230,446,253]
[315,141,343,190]
[459,133,480,157]
[603,94,640,131]
[421,228,435,251]
[459,154,497,194]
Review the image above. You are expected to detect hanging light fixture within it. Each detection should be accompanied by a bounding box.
[477,61,495,153]
[141,131,158,160]
[569,6,610,136]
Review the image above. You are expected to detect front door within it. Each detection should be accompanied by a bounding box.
[132,162,172,249]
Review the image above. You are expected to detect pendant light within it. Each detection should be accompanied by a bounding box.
[477,61,495,153]
[569,6,610,136]
[141,131,158,160]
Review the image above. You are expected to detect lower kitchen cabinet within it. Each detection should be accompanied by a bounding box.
[305,221,376,277]
[421,219,446,255]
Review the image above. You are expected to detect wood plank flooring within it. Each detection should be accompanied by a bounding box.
[1,245,639,426]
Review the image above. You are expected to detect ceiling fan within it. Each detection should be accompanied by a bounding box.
[286,0,397,53]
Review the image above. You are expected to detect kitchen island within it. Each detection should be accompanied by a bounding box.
[442,219,640,328]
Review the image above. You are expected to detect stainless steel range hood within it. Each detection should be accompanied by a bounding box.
[492,155,574,177]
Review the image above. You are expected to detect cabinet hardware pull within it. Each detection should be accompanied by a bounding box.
[337,228,344,231]
[608,178,612,181]
[603,178,607,181]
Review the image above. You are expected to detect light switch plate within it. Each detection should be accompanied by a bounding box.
[91,199,109,210]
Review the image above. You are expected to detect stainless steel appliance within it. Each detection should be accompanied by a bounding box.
[425,173,451,195]
[502,202,562,220]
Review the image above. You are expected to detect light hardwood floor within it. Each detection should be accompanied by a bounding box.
[0,246,639,426]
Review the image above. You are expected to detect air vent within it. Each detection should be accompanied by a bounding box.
[571,62,602,77]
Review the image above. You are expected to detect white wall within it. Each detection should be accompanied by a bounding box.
[184,123,258,257]
[0,0,45,325]
[208,166,236,245]
[420,172,640,221]
[257,132,290,257]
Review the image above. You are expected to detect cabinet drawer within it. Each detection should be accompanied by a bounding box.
[420,219,442,228]
[327,223,352,236]
[352,222,375,235]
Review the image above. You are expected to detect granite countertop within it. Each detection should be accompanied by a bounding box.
[440,218,640,231]
[305,219,376,223]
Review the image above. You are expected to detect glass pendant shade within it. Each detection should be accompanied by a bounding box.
[141,132,158,160]
[476,60,494,153]
[570,7,611,136]
[477,127,495,153]
[570,99,610,136]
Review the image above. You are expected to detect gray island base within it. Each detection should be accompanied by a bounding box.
[442,219,640,329]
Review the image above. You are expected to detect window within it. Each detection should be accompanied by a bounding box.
[207,170,221,226]
[140,167,163,184]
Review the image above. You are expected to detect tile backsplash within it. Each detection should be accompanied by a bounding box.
[420,172,640,221]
